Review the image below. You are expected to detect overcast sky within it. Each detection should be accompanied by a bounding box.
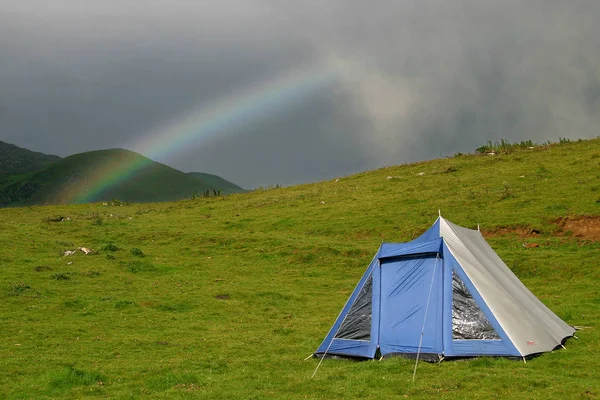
[1,1,599,188]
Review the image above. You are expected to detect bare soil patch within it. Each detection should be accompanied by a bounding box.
[483,215,600,241]
[555,215,600,241]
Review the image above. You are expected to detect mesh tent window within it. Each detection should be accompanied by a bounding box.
[452,271,500,340]
[335,277,372,341]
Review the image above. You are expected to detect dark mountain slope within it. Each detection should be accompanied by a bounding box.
[0,141,61,175]
[186,172,245,194]
[0,148,244,206]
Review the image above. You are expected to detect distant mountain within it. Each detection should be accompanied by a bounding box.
[0,148,245,207]
[0,141,61,175]
[187,172,245,194]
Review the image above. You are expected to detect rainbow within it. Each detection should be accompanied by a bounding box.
[70,65,337,203]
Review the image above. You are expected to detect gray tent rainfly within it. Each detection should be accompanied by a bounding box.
[314,217,575,361]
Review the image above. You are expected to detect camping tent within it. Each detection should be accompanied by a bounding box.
[314,217,574,361]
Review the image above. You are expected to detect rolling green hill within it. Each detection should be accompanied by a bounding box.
[187,172,246,194]
[0,138,598,399]
[0,140,61,175]
[0,148,244,206]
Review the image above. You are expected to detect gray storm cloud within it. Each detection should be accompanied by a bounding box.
[1,1,599,188]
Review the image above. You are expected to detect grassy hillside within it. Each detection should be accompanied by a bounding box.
[187,172,245,194]
[0,138,598,399]
[0,149,244,206]
[0,141,61,175]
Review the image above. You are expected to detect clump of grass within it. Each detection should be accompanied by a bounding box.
[48,365,104,391]
[535,165,551,178]
[155,303,192,312]
[499,183,514,200]
[42,215,64,223]
[34,265,53,272]
[273,327,293,336]
[130,247,145,257]
[101,242,120,252]
[51,273,71,281]
[558,137,571,144]
[92,212,104,226]
[445,166,458,173]
[109,198,129,206]
[63,299,87,309]
[476,139,537,154]
[115,300,137,309]
[9,283,34,297]
[127,260,156,273]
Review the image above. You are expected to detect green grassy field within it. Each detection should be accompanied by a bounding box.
[1,139,599,399]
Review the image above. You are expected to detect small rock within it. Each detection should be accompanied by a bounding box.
[522,243,539,249]
[417,172,425,176]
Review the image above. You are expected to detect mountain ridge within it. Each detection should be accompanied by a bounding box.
[0,144,244,206]
[0,140,61,175]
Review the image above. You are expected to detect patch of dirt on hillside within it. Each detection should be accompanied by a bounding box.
[555,216,600,241]
[483,216,600,242]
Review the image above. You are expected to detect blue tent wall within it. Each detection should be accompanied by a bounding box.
[377,255,444,357]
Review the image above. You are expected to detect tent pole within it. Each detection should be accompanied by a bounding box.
[311,340,334,378]
[412,254,440,382]
[311,305,354,378]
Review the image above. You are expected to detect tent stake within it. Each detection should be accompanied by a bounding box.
[522,357,527,364]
